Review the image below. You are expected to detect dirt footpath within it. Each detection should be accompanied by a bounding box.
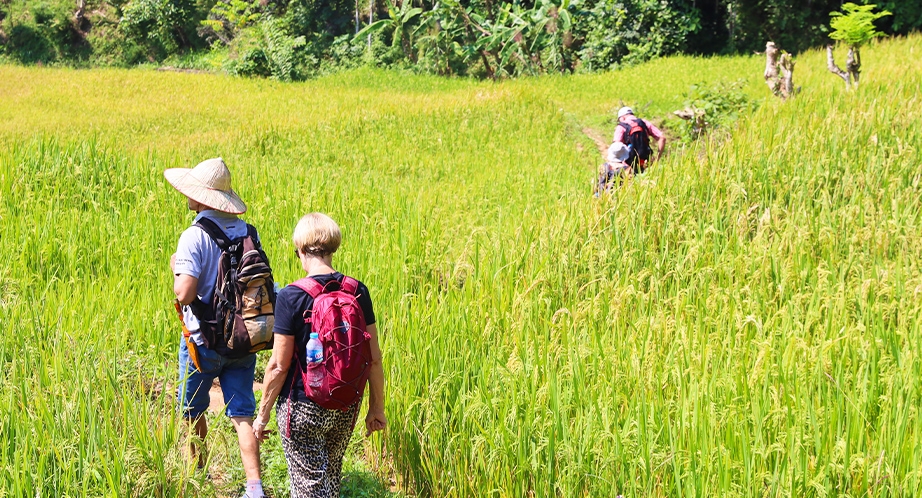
[208,380,264,413]
[582,127,610,155]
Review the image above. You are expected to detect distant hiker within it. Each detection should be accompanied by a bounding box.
[595,141,633,196]
[166,157,273,498]
[613,106,667,174]
[253,213,386,498]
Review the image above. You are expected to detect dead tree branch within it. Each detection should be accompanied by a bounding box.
[827,44,851,89]
[764,42,782,96]
[764,41,795,100]
[673,107,707,138]
[779,52,795,99]
[846,47,861,89]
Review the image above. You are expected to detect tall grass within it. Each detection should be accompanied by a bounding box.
[0,35,920,496]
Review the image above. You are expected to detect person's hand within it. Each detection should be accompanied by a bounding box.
[365,408,386,436]
[253,416,270,442]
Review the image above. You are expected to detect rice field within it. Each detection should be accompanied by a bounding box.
[0,35,921,497]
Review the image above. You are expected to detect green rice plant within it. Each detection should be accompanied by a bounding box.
[0,33,920,497]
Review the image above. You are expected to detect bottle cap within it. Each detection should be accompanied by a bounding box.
[310,332,319,339]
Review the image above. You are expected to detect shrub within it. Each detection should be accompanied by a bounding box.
[87,22,147,66]
[224,16,305,80]
[119,0,203,60]
[198,0,263,45]
[576,0,700,71]
[317,32,365,73]
[670,79,754,140]
[3,1,86,64]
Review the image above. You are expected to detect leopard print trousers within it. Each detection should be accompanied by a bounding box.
[277,397,360,498]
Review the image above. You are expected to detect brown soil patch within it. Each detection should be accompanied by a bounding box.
[156,66,213,74]
[581,127,610,156]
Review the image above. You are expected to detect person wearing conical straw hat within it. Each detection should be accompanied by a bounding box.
[166,157,266,498]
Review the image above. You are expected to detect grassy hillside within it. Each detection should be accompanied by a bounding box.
[0,36,920,496]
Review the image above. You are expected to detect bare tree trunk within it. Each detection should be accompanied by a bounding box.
[673,107,707,137]
[846,47,861,89]
[74,0,86,32]
[367,0,373,50]
[779,52,795,99]
[764,41,795,99]
[764,42,781,96]
[826,44,851,89]
[480,51,495,80]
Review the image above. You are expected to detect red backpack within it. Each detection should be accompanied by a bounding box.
[290,276,371,411]
[619,116,652,173]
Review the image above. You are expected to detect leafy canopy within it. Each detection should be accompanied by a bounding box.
[829,3,892,48]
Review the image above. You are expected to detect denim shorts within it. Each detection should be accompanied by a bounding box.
[177,339,257,419]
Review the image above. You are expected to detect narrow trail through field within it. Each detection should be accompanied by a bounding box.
[204,381,400,496]
[581,127,609,156]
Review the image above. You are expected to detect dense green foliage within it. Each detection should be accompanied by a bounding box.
[668,79,752,140]
[2,34,922,496]
[0,0,918,77]
[830,2,892,49]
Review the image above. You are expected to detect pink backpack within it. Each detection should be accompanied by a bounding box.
[290,276,372,411]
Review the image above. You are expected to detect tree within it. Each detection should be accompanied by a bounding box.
[826,2,891,90]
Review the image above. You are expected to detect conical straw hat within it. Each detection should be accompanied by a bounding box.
[164,158,247,214]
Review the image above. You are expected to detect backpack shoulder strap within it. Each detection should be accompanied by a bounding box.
[619,121,631,134]
[195,217,231,250]
[290,277,325,299]
[340,276,359,295]
[245,223,261,247]
[634,118,650,134]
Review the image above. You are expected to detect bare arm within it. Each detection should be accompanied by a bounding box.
[254,334,295,441]
[364,323,386,436]
[642,119,666,163]
[173,274,199,305]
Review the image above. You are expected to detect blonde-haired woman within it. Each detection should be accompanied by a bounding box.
[254,213,386,497]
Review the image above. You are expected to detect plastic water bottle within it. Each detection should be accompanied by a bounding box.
[306,332,324,388]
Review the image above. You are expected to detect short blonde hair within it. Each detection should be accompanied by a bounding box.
[293,213,341,256]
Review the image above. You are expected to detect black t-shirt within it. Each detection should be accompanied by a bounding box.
[274,272,376,403]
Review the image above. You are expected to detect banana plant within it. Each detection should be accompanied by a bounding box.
[355,0,424,60]
[474,0,575,77]
[415,1,469,75]
[414,0,577,78]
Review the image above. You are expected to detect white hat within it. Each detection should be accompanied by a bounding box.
[164,158,247,214]
[617,106,634,119]
[607,142,630,163]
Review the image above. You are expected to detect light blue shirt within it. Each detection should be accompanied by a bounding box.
[173,210,249,345]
